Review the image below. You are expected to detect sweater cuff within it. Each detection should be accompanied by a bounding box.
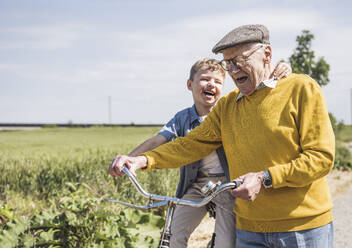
[141,152,156,171]
[268,164,288,188]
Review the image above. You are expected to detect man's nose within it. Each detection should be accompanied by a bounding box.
[229,62,241,73]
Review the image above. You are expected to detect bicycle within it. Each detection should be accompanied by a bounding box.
[105,167,241,248]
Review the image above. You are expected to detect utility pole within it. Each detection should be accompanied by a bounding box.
[108,96,112,125]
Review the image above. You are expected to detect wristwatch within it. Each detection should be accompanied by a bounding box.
[262,170,272,188]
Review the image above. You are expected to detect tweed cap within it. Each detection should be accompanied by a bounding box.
[212,24,270,54]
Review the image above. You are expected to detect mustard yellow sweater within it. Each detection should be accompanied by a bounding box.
[144,74,335,232]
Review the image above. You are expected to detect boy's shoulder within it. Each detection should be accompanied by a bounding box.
[161,105,197,137]
[172,105,197,121]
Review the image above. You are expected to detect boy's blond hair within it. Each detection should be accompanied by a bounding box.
[189,58,225,81]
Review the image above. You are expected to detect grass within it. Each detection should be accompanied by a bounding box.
[0,126,179,218]
[336,125,352,142]
[0,126,161,159]
[334,125,352,170]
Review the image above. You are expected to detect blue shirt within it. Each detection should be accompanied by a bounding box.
[159,105,230,198]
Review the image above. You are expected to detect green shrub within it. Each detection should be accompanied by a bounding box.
[0,127,178,247]
[42,124,58,128]
[334,144,352,170]
[0,186,163,247]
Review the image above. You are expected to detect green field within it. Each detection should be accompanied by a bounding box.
[0,127,179,247]
[0,125,351,247]
[336,124,352,142]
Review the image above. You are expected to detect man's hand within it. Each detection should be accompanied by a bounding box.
[230,171,264,202]
[108,155,147,177]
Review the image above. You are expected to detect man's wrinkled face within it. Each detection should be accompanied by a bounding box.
[187,69,224,108]
[222,43,269,96]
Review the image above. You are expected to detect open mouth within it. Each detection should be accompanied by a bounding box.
[236,76,248,84]
[204,90,215,97]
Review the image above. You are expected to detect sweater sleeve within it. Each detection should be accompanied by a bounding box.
[142,100,223,171]
[269,76,335,188]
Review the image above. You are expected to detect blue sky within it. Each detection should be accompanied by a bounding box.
[1,0,351,124]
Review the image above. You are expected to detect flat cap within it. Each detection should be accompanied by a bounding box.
[212,24,270,54]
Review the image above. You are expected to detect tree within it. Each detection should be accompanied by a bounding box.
[289,30,330,86]
[289,31,351,169]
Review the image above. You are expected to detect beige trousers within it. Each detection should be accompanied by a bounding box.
[169,177,236,248]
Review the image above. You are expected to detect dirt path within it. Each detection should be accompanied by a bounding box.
[188,170,352,248]
[329,170,352,247]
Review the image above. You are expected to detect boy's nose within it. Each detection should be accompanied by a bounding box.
[207,80,216,87]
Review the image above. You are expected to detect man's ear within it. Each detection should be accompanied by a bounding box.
[264,45,272,64]
[187,79,193,91]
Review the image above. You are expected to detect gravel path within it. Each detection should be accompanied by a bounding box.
[329,170,352,247]
[189,170,352,248]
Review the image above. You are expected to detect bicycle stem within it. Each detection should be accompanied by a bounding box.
[119,167,241,208]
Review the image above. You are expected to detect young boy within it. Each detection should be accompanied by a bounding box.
[115,58,291,248]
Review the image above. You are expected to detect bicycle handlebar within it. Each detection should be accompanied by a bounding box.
[105,167,242,210]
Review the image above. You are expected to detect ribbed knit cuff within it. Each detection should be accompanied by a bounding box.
[141,152,156,171]
[268,164,288,188]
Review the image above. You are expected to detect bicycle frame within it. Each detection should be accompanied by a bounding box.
[105,167,241,248]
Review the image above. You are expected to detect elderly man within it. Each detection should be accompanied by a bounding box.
[109,24,335,247]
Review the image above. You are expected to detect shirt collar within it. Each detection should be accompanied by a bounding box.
[236,78,278,101]
[190,105,201,123]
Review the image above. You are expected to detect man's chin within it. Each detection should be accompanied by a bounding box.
[238,87,255,96]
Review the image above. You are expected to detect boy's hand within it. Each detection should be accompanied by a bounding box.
[230,171,264,202]
[271,62,292,80]
[108,155,147,177]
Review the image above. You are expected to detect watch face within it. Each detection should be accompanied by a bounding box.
[264,178,272,187]
[263,171,272,188]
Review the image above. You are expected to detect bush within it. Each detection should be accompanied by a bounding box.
[334,144,352,170]
[0,185,164,248]
[329,113,352,169]
[42,124,58,128]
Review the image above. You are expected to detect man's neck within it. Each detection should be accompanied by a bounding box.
[254,64,272,88]
[265,63,273,80]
